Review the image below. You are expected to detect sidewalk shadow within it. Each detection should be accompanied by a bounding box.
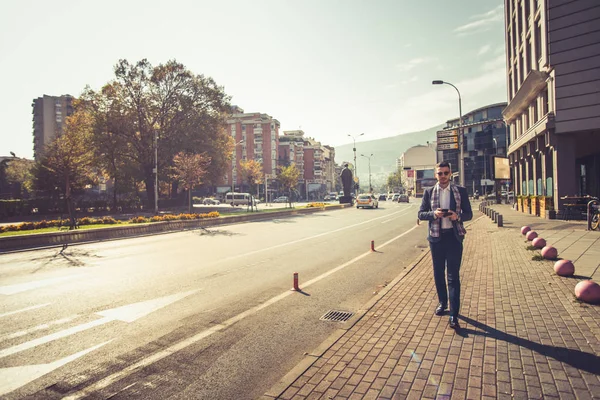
[459,316,600,374]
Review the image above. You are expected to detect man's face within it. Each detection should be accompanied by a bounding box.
[436,166,451,185]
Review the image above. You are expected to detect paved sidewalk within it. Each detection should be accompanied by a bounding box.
[262,209,600,399]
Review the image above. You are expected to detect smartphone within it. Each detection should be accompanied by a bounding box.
[440,209,451,217]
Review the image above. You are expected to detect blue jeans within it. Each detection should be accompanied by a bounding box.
[430,231,463,317]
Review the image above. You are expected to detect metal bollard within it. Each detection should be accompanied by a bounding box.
[497,214,503,227]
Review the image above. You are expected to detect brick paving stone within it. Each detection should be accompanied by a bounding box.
[269,215,600,399]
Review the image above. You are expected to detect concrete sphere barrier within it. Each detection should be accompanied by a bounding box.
[574,280,600,304]
[532,237,546,249]
[541,245,558,260]
[526,231,538,241]
[521,226,531,235]
[554,260,575,276]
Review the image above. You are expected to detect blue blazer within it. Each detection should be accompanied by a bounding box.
[418,185,473,243]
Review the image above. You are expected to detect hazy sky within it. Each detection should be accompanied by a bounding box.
[0,0,507,159]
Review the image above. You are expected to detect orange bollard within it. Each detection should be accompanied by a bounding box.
[371,240,375,252]
[292,272,300,291]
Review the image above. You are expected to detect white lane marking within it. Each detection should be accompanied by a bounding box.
[0,303,51,318]
[218,208,413,264]
[0,340,112,397]
[0,315,79,342]
[0,275,84,295]
[0,290,198,359]
[63,224,420,399]
[381,205,416,224]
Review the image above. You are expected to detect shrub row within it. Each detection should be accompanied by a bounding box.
[0,216,120,233]
[0,212,219,233]
[128,212,220,224]
[307,202,326,208]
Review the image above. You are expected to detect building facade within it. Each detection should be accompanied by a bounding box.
[31,94,74,161]
[223,106,280,196]
[503,0,600,213]
[437,103,509,196]
[398,143,437,197]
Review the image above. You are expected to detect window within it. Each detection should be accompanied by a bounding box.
[532,100,538,124]
[541,89,548,115]
[535,21,542,63]
[526,40,532,74]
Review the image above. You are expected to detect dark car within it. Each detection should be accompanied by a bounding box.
[378,194,387,201]
[398,194,409,203]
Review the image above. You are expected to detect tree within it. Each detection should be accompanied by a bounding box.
[171,152,211,213]
[386,168,403,192]
[82,59,232,209]
[239,159,263,211]
[4,158,34,197]
[277,163,301,208]
[32,105,97,228]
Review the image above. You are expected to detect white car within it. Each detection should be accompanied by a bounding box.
[202,198,221,205]
[273,196,289,203]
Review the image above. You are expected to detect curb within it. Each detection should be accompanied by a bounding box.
[261,215,486,399]
[0,204,348,253]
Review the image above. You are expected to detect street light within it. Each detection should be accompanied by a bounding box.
[231,139,244,193]
[361,153,373,193]
[432,80,464,186]
[348,133,364,195]
[154,130,158,214]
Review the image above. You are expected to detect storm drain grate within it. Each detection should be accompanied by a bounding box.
[320,310,354,322]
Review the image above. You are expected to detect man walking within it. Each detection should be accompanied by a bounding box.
[418,161,472,328]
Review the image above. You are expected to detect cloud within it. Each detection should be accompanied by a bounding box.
[396,57,435,73]
[454,5,504,35]
[482,54,506,72]
[478,44,491,56]
[388,62,506,133]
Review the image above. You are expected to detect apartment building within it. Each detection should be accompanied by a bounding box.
[222,106,280,195]
[31,94,74,161]
[278,130,336,200]
[437,103,508,196]
[503,0,600,212]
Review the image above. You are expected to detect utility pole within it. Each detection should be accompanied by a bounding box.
[348,133,364,195]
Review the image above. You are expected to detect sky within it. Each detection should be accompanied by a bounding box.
[0,0,507,160]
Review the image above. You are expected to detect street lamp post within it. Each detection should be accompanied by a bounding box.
[361,153,373,193]
[432,80,464,186]
[231,139,244,193]
[348,133,364,195]
[154,130,158,214]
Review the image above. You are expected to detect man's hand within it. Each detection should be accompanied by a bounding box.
[434,208,446,219]
[447,210,459,221]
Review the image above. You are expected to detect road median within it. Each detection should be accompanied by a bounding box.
[0,204,348,253]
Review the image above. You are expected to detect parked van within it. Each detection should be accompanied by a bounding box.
[225,192,256,206]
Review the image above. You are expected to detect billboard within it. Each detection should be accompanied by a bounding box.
[437,136,458,144]
[493,156,510,180]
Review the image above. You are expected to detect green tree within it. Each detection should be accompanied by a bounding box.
[4,158,35,197]
[239,159,263,211]
[32,105,97,229]
[82,59,232,209]
[277,163,301,208]
[386,168,403,192]
[171,152,211,213]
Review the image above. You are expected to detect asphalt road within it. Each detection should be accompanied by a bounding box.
[0,200,428,399]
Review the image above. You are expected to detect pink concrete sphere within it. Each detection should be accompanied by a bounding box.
[574,280,600,304]
[521,226,531,235]
[541,245,558,260]
[554,260,575,276]
[526,231,538,241]
[532,237,546,249]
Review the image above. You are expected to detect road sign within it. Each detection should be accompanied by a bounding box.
[437,143,459,150]
[437,136,458,144]
[436,130,458,138]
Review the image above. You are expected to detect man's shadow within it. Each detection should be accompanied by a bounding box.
[457,316,600,374]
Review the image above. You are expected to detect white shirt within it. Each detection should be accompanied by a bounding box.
[439,185,452,229]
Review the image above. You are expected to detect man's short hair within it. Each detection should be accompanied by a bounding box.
[436,161,451,170]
